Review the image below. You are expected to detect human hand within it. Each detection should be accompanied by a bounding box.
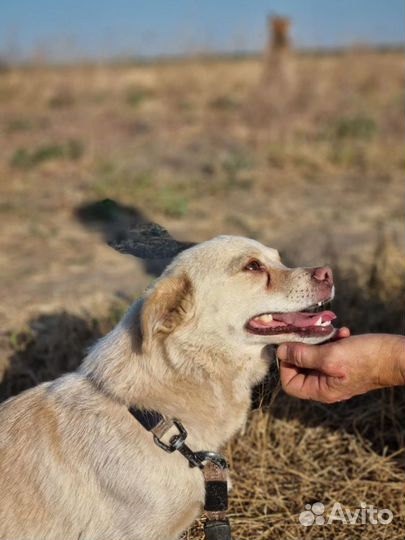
[277,331,405,403]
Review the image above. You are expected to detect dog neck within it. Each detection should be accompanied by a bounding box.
[79,301,264,450]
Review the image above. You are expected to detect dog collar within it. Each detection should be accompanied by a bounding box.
[128,407,232,539]
[129,407,164,431]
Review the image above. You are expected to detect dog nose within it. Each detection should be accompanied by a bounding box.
[311,266,333,286]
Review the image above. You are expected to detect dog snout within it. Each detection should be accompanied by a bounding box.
[311,266,333,287]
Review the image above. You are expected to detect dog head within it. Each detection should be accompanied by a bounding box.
[138,235,336,378]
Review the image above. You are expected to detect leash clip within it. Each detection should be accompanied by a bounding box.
[193,451,228,470]
[152,418,187,453]
[151,419,228,472]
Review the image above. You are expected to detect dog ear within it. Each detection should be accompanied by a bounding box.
[141,274,193,352]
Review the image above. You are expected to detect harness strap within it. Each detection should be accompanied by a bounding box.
[129,407,232,540]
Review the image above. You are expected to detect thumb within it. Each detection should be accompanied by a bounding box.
[277,342,326,370]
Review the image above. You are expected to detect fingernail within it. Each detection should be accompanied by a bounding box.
[277,343,287,361]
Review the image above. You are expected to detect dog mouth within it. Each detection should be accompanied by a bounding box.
[246,300,336,338]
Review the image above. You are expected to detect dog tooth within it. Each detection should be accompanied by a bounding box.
[259,314,273,322]
[314,316,323,326]
[317,301,322,306]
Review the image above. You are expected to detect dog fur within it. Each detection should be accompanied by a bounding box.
[0,236,334,539]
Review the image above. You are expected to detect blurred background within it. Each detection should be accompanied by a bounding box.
[0,1,404,539]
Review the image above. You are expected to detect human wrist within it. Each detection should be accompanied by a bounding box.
[376,335,405,388]
[392,335,405,386]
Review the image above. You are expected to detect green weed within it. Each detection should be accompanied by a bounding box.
[10,139,85,169]
[6,118,34,133]
[329,143,367,169]
[157,187,188,218]
[210,95,239,110]
[333,115,377,141]
[126,86,152,108]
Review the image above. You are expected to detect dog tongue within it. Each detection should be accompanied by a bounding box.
[249,310,337,330]
[272,311,336,327]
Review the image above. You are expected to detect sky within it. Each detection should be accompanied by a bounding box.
[1,0,404,62]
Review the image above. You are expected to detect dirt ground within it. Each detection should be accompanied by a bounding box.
[0,50,404,539]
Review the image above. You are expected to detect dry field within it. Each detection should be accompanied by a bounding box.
[0,49,404,539]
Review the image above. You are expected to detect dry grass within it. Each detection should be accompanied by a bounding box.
[0,49,404,538]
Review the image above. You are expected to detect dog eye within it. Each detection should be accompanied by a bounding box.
[244,260,265,272]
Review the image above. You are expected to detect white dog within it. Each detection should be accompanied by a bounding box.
[0,235,335,539]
